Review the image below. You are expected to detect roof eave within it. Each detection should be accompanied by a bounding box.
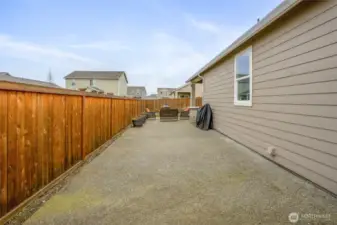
[186,0,303,83]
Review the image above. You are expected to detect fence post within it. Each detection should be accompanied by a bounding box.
[81,95,85,160]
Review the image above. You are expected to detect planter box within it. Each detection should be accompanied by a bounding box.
[140,115,147,123]
[141,112,148,119]
[132,118,144,127]
[146,112,156,119]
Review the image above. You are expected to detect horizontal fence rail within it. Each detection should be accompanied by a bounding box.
[0,81,145,219]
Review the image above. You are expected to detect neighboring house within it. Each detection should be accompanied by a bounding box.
[78,86,105,94]
[64,71,128,96]
[157,88,175,99]
[170,83,203,98]
[143,94,158,99]
[127,86,147,98]
[187,0,337,195]
[0,72,60,88]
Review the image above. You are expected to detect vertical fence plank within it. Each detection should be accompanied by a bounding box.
[73,97,82,164]
[17,92,27,206]
[65,96,73,170]
[37,94,50,188]
[7,92,18,211]
[24,93,32,200]
[0,91,8,216]
[111,99,114,136]
[30,93,38,196]
[52,95,66,179]
[82,96,86,159]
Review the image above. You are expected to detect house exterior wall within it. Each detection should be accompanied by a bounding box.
[202,1,337,194]
[171,84,203,98]
[128,88,147,98]
[177,92,190,98]
[95,80,119,94]
[65,78,127,96]
[118,74,128,96]
[65,79,90,89]
[157,89,175,98]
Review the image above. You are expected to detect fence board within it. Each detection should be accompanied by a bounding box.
[144,98,192,111]
[52,95,66,179]
[0,91,8,217]
[7,92,18,211]
[37,94,51,188]
[73,97,82,164]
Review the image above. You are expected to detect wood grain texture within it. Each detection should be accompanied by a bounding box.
[52,95,66,179]
[0,89,145,219]
[0,91,8,217]
[7,92,18,211]
[144,98,193,111]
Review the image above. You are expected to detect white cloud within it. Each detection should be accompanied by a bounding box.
[0,34,99,64]
[124,32,210,92]
[185,15,222,33]
[0,14,246,93]
[69,40,130,51]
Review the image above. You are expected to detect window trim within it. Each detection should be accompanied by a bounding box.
[234,46,253,107]
[90,79,95,86]
[71,79,76,86]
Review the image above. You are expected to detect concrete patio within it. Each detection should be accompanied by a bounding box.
[25,120,336,225]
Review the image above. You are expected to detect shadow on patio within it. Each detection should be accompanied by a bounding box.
[24,120,336,225]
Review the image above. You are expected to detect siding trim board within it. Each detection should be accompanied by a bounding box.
[202,1,337,195]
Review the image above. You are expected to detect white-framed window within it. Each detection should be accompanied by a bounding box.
[71,79,76,87]
[90,79,95,86]
[234,46,252,106]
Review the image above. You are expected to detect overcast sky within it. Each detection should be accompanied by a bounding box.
[0,0,282,93]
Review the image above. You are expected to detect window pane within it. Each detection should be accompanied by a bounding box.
[237,78,250,101]
[236,51,250,78]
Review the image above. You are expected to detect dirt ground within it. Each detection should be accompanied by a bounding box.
[23,120,337,225]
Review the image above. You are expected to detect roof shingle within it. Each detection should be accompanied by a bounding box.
[0,72,60,88]
[64,71,128,83]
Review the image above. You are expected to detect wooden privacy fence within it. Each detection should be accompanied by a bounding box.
[196,97,202,107]
[0,81,145,219]
[144,97,202,111]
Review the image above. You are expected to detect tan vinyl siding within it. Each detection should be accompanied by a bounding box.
[118,74,128,96]
[65,79,90,89]
[94,80,119,94]
[203,1,337,194]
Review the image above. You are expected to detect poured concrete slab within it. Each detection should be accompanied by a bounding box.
[25,120,337,225]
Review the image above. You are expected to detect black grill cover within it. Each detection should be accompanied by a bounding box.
[196,104,213,130]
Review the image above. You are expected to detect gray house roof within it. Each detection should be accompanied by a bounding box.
[127,86,147,96]
[64,71,128,83]
[157,88,175,92]
[0,72,60,88]
[186,0,302,82]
